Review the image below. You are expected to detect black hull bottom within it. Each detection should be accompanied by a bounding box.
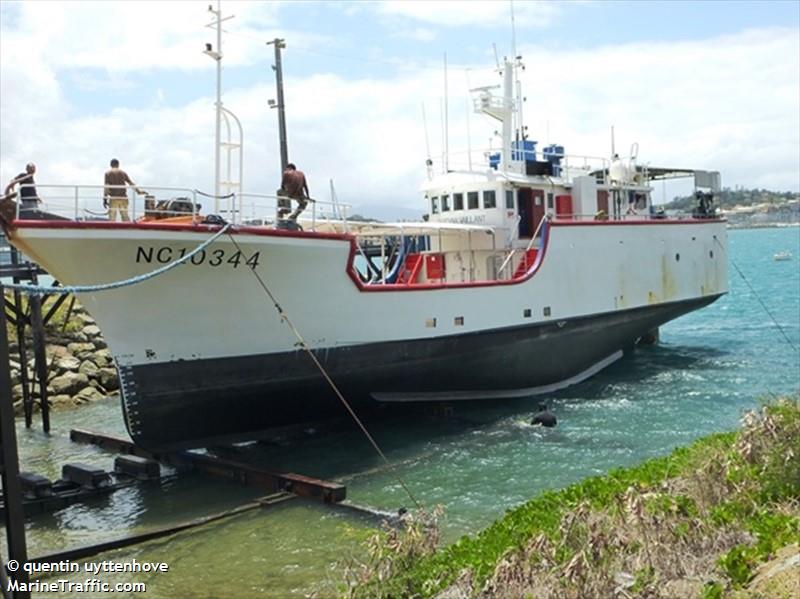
[120,295,722,451]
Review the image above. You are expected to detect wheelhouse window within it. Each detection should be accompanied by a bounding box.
[431,196,439,214]
[505,189,515,209]
[546,192,554,210]
[467,191,479,210]
[483,190,496,209]
[453,193,464,210]
[442,194,450,212]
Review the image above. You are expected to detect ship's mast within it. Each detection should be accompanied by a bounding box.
[501,61,513,174]
[268,39,289,175]
[204,1,235,212]
[470,61,514,172]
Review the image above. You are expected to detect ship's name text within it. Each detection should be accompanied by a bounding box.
[135,246,261,269]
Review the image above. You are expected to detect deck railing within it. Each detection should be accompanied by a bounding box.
[13,184,351,232]
[425,148,619,185]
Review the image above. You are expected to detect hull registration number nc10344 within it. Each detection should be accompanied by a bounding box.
[136,246,261,269]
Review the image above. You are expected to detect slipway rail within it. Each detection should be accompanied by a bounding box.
[69,428,346,503]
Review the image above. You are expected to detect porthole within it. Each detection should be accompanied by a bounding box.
[675,253,680,262]
[709,250,714,258]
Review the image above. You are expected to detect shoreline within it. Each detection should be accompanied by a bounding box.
[349,398,800,598]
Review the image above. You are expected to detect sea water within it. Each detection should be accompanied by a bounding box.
[4,226,799,597]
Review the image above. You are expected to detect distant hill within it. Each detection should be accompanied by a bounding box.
[665,187,798,211]
[664,187,799,228]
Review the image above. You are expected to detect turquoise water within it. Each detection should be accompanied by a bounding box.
[4,227,799,597]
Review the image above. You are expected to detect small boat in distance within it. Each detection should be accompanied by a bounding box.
[774,251,793,261]
[3,36,729,452]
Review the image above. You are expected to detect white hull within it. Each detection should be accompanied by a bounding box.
[12,219,728,365]
[8,217,728,450]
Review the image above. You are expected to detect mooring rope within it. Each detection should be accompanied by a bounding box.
[3,223,232,295]
[226,232,423,511]
[714,237,798,354]
[193,189,235,200]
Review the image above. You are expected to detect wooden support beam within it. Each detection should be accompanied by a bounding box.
[41,291,69,327]
[0,283,31,598]
[70,428,347,503]
[29,295,50,432]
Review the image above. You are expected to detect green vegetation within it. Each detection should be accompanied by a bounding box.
[665,187,798,212]
[344,397,799,598]
[4,292,83,342]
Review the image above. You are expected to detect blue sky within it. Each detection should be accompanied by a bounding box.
[1,0,798,217]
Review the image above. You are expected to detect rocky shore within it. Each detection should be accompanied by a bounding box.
[8,301,120,416]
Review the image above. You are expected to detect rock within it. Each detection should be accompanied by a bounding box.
[92,338,108,350]
[73,386,105,404]
[49,394,73,408]
[55,355,81,373]
[83,324,102,338]
[10,369,20,387]
[46,345,69,360]
[12,383,24,400]
[99,367,120,391]
[737,543,799,599]
[93,348,113,367]
[50,372,89,396]
[76,313,96,326]
[8,359,21,371]
[79,360,100,378]
[67,342,96,359]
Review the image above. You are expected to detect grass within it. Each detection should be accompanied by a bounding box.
[343,396,799,598]
[4,291,84,342]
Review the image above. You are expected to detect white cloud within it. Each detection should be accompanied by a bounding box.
[513,28,800,193]
[392,27,438,42]
[0,1,327,73]
[378,0,563,29]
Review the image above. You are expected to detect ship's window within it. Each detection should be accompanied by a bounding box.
[431,197,439,214]
[467,191,479,209]
[546,192,554,210]
[506,189,515,209]
[483,190,496,209]
[442,194,450,212]
[543,306,551,317]
[523,308,531,318]
[453,193,464,210]
[675,253,680,262]
[426,318,437,328]
[454,316,464,326]
[709,250,714,259]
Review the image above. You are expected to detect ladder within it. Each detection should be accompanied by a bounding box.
[397,254,423,284]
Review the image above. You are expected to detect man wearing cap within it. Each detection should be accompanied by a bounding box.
[5,163,40,216]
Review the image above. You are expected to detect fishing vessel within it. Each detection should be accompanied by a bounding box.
[3,47,728,451]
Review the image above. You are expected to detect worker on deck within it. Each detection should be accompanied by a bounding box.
[5,163,41,217]
[279,163,310,221]
[104,158,139,222]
